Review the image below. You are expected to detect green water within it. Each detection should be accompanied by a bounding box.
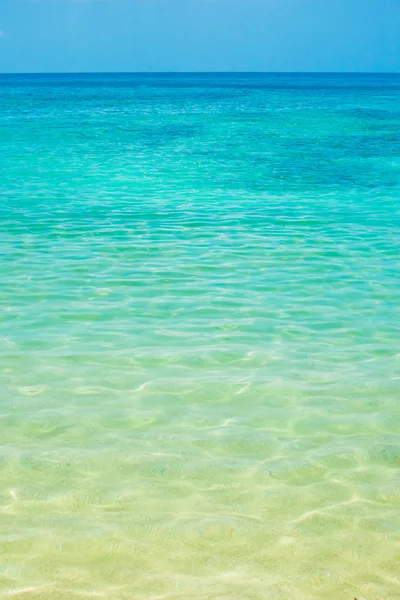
[1,73,400,599]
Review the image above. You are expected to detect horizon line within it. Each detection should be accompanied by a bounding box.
[1,70,400,76]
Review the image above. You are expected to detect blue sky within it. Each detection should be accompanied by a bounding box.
[0,0,400,73]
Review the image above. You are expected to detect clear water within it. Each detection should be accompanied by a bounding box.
[1,73,400,600]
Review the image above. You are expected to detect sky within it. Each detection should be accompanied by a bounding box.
[0,0,400,73]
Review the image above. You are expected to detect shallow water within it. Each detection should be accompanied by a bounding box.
[1,73,400,599]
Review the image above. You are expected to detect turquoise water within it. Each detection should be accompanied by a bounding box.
[1,73,400,599]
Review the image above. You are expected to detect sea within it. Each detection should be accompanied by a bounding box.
[1,73,400,600]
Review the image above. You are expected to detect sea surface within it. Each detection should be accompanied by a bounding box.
[1,73,400,600]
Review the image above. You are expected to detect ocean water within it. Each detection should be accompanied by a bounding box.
[1,72,400,600]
